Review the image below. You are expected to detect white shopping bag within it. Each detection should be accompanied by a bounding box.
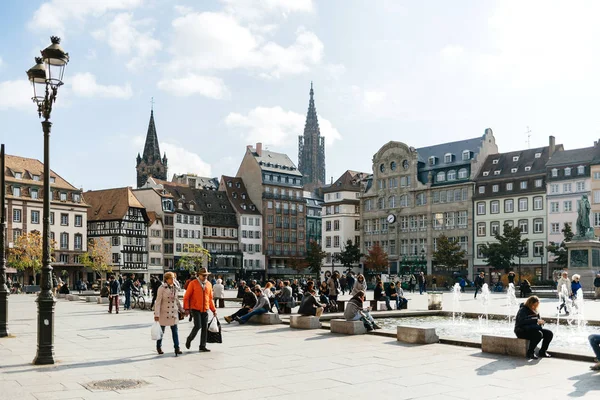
[208,316,219,333]
[151,321,163,340]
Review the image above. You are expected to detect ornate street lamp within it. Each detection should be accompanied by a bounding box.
[26,36,69,365]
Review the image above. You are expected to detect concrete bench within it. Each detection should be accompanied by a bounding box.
[80,290,96,295]
[57,294,66,299]
[337,300,377,312]
[66,294,80,301]
[97,297,109,304]
[482,335,528,357]
[330,319,367,335]
[248,313,282,325]
[290,315,321,329]
[85,296,98,302]
[397,325,439,344]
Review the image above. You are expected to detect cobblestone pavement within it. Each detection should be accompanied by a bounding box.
[1,292,600,399]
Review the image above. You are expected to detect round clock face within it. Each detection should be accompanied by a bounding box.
[402,160,409,170]
[390,161,397,171]
[387,214,396,224]
[379,163,385,173]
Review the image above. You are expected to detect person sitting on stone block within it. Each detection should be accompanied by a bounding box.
[344,290,381,332]
[235,286,271,324]
[298,288,324,317]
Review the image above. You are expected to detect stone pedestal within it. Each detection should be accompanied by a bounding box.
[397,326,439,344]
[330,319,366,335]
[290,315,321,329]
[566,239,600,283]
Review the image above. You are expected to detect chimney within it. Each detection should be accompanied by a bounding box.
[256,142,262,156]
[549,135,556,157]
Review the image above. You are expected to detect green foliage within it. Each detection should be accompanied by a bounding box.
[80,237,112,272]
[335,239,363,271]
[481,223,529,273]
[7,231,55,273]
[432,234,466,270]
[305,240,326,276]
[546,223,574,268]
[177,245,211,272]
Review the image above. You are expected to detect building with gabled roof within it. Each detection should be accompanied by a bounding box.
[84,187,150,278]
[172,174,219,190]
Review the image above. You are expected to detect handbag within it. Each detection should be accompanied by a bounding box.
[207,316,222,344]
[179,311,185,321]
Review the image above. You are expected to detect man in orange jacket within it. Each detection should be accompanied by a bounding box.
[184,267,217,352]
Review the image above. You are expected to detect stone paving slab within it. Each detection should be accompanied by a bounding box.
[1,294,600,399]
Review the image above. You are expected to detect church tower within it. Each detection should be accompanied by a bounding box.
[298,82,325,189]
[136,107,167,188]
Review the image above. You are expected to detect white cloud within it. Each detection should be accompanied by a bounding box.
[0,80,34,111]
[93,13,161,71]
[157,74,229,99]
[0,57,3,68]
[160,142,212,177]
[220,0,313,21]
[70,73,132,99]
[167,12,323,78]
[440,45,464,63]
[29,0,143,32]
[224,106,341,147]
[363,91,387,108]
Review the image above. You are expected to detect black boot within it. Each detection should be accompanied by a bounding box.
[175,348,182,357]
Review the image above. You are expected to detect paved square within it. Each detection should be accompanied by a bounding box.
[2,292,600,399]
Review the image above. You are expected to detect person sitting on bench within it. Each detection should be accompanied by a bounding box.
[224,285,256,323]
[235,286,271,324]
[385,282,400,309]
[344,290,381,331]
[276,280,294,314]
[395,282,408,309]
[298,288,325,317]
[374,281,392,311]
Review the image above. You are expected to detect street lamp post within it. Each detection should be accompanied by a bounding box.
[26,36,69,365]
[0,144,8,338]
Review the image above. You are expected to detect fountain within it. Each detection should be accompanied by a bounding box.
[557,284,571,327]
[506,283,518,323]
[452,283,462,323]
[568,288,587,328]
[478,283,490,327]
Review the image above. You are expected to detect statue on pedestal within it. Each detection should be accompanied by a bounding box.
[575,194,594,240]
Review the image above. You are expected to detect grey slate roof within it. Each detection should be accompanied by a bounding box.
[252,147,303,177]
[475,146,550,182]
[322,170,370,193]
[546,146,600,167]
[417,135,484,172]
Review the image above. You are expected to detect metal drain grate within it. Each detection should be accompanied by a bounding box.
[85,379,148,391]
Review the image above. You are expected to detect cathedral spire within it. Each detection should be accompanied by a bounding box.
[142,109,161,162]
[298,82,325,189]
[136,105,168,188]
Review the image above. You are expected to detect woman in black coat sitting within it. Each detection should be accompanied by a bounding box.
[514,295,553,360]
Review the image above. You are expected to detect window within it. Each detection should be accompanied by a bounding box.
[520,181,527,189]
[551,202,559,213]
[75,215,82,227]
[477,244,485,259]
[31,210,40,224]
[13,209,21,222]
[532,196,543,210]
[50,177,55,183]
[491,221,500,236]
[504,199,514,213]
[437,172,445,182]
[565,167,572,176]
[60,192,67,201]
[577,181,585,192]
[491,200,500,214]
[447,170,456,180]
[478,186,485,194]
[535,179,542,188]
[416,193,426,206]
[551,168,558,177]
[30,189,38,199]
[334,236,340,248]
[578,165,585,175]
[506,182,513,191]
[513,156,519,162]
[334,220,340,231]
[400,195,409,207]
[494,170,501,176]
[550,184,559,193]
[535,152,541,158]
[458,168,468,179]
[518,219,528,234]
[326,237,331,248]
[429,156,436,165]
[551,223,560,234]
[60,232,69,249]
[12,187,20,197]
[493,159,499,164]
[483,171,489,177]
[595,190,600,204]
[533,218,543,233]
[477,202,486,215]
[50,212,54,225]
[533,242,544,257]
[563,183,572,193]
[111,236,120,246]
[505,220,514,228]
[74,234,83,250]
[525,166,531,172]
[325,221,331,231]
[511,168,518,173]
[462,150,470,161]
[477,223,486,236]
[378,197,385,209]
[518,198,528,212]
[564,201,572,212]
[595,172,600,180]
[492,184,499,193]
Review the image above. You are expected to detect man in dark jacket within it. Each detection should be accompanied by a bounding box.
[108,275,120,314]
[474,272,485,299]
[418,272,425,295]
[121,274,134,310]
[224,285,257,323]
[298,289,325,317]
[374,281,392,311]
[594,274,600,299]
[236,280,247,298]
[150,276,161,309]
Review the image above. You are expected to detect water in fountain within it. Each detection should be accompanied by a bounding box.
[478,283,490,328]
[452,283,462,323]
[568,288,587,328]
[506,283,518,323]
[557,284,571,327]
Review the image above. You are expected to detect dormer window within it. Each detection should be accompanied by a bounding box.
[551,168,558,177]
[190,204,195,211]
[242,194,247,199]
[444,153,453,163]
[535,152,541,158]
[32,175,40,181]
[513,156,519,162]
[429,156,437,166]
[14,172,22,179]
[447,170,456,180]
[565,167,572,176]
[251,205,256,210]
[511,168,518,173]
[492,159,499,164]
[462,150,471,161]
[436,171,445,182]
[227,181,232,187]
[483,171,490,177]
[236,182,241,188]
[242,204,246,210]
[578,165,585,175]
[221,205,226,209]
[524,166,531,171]
[12,187,20,197]
[233,193,237,198]
[178,202,183,209]
[73,193,80,203]
[494,170,501,175]
[207,203,211,208]
[50,177,56,183]
[60,192,67,201]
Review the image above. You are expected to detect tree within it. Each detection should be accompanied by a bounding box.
[177,245,211,272]
[7,231,56,274]
[546,223,574,269]
[80,238,112,273]
[305,240,326,278]
[481,223,528,273]
[288,256,309,275]
[335,239,363,273]
[432,234,466,270]
[364,243,389,273]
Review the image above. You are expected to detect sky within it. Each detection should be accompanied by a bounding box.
[1,0,600,191]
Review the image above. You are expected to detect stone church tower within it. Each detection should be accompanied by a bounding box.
[136,108,167,188]
[298,82,326,189]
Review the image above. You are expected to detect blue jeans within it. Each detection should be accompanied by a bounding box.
[589,335,600,359]
[351,311,375,324]
[239,308,268,323]
[124,291,131,309]
[419,284,425,294]
[157,324,180,349]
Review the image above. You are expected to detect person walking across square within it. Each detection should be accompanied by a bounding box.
[183,267,216,352]
[108,275,120,314]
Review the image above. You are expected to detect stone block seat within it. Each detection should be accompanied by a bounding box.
[247,313,282,325]
[97,297,109,304]
[481,335,528,357]
[337,300,377,312]
[85,296,98,303]
[397,325,439,344]
[290,315,321,329]
[66,294,80,301]
[330,319,367,335]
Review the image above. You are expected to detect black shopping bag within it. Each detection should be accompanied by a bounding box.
[207,317,222,344]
